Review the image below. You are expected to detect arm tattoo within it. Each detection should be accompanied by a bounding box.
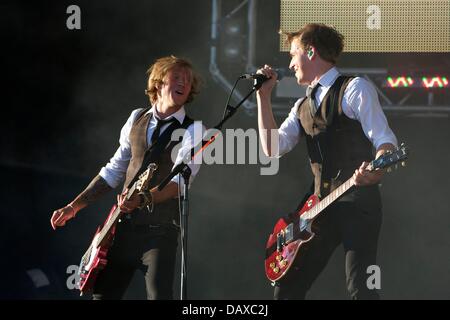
[73,175,113,209]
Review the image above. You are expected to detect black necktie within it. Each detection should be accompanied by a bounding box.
[150,117,177,145]
[306,82,321,115]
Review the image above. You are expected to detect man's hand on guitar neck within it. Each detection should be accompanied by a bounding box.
[117,188,142,213]
[353,143,396,186]
[353,161,384,186]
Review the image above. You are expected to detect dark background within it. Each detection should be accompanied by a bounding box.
[2,0,449,299]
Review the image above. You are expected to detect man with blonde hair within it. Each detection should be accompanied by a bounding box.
[51,55,204,299]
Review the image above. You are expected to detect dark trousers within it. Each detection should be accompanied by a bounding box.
[274,201,382,300]
[92,221,179,300]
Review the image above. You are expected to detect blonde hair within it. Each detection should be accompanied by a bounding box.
[145,55,201,104]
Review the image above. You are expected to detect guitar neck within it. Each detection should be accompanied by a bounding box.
[96,183,137,247]
[303,177,355,220]
[295,144,408,221]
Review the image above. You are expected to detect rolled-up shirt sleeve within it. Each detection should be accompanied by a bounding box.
[343,78,398,150]
[275,98,303,158]
[99,109,143,188]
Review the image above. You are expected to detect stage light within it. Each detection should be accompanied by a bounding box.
[224,46,240,59]
[385,76,450,88]
[221,19,245,61]
[387,77,414,88]
[225,22,241,36]
[422,77,449,88]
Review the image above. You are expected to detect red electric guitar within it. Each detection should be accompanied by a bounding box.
[77,163,158,295]
[264,144,408,283]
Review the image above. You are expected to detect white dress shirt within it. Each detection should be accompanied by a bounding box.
[277,67,398,157]
[99,106,205,190]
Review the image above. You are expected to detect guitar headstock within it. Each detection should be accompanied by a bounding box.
[369,143,409,172]
[136,163,158,192]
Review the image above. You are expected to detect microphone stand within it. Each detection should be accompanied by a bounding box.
[179,166,191,301]
[157,76,266,300]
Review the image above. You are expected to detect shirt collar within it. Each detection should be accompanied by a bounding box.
[146,106,185,124]
[312,67,340,89]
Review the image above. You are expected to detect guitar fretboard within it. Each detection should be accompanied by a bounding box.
[302,177,355,220]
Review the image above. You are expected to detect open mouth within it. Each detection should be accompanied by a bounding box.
[175,90,184,95]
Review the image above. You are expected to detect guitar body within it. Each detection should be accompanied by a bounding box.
[78,205,118,295]
[264,195,320,283]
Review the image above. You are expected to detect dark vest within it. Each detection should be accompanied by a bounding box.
[123,108,194,227]
[296,75,381,210]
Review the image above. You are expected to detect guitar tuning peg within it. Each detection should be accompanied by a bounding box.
[401,161,407,167]
[386,167,392,173]
[394,164,398,170]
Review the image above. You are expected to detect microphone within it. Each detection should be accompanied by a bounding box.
[239,68,293,81]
